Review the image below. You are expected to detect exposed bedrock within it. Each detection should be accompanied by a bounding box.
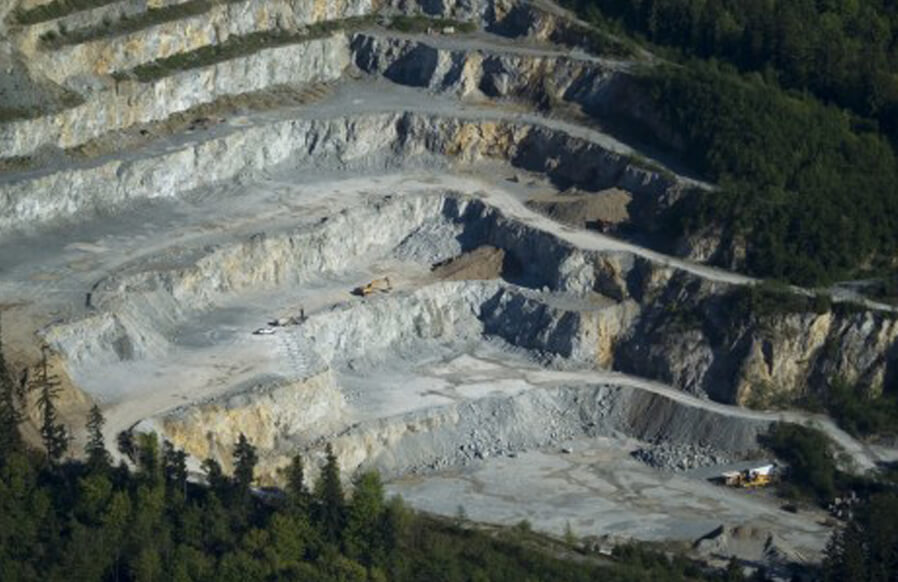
[149,374,771,484]
[16,0,371,86]
[352,32,621,105]
[44,191,898,422]
[0,35,351,160]
[0,111,679,233]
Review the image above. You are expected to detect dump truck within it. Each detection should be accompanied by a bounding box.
[720,464,776,488]
[352,277,392,297]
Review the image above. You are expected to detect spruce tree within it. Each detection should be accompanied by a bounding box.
[136,432,161,484]
[85,404,111,472]
[285,454,308,508]
[315,443,345,543]
[116,430,136,463]
[0,320,23,459]
[344,471,386,566]
[202,457,229,498]
[163,440,188,499]
[232,433,258,497]
[33,346,68,463]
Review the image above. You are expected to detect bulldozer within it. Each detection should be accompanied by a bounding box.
[352,277,392,297]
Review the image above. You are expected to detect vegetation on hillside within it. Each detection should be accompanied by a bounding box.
[565,0,898,286]
[0,336,732,581]
[566,0,898,144]
[811,378,898,438]
[823,492,898,582]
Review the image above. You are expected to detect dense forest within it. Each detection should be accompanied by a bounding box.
[567,0,898,286]
[0,343,744,582]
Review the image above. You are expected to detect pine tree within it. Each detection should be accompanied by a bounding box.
[163,440,188,499]
[85,404,111,473]
[315,443,345,543]
[0,320,23,460]
[202,457,229,499]
[232,433,258,497]
[136,432,161,484]
[285,454,309,509]
[344,471,386,567]
[33,346,68,463]
[117,430,137,463]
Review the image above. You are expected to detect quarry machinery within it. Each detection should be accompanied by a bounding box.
[352,277,392,297]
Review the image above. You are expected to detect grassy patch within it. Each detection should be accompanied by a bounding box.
[114,16,376,83]
[40,0,244,47]
[555,20,634,58]
[387,15,476,35]
[0,92,84,123]
[12,0,120,25]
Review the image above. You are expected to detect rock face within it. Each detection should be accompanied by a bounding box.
[138,370,347,475]
[0,110,681,232]
[0,35,351,158]
[17,0,371,85]
[351,32,621,107]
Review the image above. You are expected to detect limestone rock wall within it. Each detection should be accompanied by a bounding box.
[21,0,371,85]
[153,380,772,484]
[0,34,351,159]
[0,111,680,233]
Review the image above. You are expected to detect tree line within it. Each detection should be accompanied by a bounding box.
[0,334,744,581]
[0,327,895,580]
[567,0,898,287]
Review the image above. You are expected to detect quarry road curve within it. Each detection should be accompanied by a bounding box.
[475,184,898,313]
[525,367,888,473]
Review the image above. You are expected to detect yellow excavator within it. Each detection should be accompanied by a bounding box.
[352,277,392,297]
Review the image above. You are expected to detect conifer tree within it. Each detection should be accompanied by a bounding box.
[33,346,68,463]
[117,430,137,463]
[345,471,386,567]
[315,443,345,543]
[163,440,188,498]
[285,454,308,509]
[232,433,258,497]
[202,457,229,498]
[0,320,23,459]
[85,404,111,472]
[136,432,161,484]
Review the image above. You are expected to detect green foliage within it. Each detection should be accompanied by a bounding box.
[762,422,841,503]
[163,439,188,498]
[820,378,898,437]
[652,63,898,285]
[0,415,759,582]
[32,347,68,464]
[232,433,257,497]
[823,493,898,582]
[0,321,23,461]
[314,443,345,543]
[566,0,898,143]
[115,16,376,83]
[725,280,818,320]
[284,453,307,505]
[344,471,386,567]
[39,0,246,48]
[12,0,120,25]
[566,0,898,285]
[85,405,111,473]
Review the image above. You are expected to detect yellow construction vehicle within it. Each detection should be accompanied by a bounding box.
[720,464,775,488]
[352,277,392,297]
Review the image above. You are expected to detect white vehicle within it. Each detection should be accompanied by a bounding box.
[252,327,276,336]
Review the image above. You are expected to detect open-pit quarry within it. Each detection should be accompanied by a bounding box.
[2,0,898,571]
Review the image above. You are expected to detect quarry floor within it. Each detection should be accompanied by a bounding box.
[388,436,831,562]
